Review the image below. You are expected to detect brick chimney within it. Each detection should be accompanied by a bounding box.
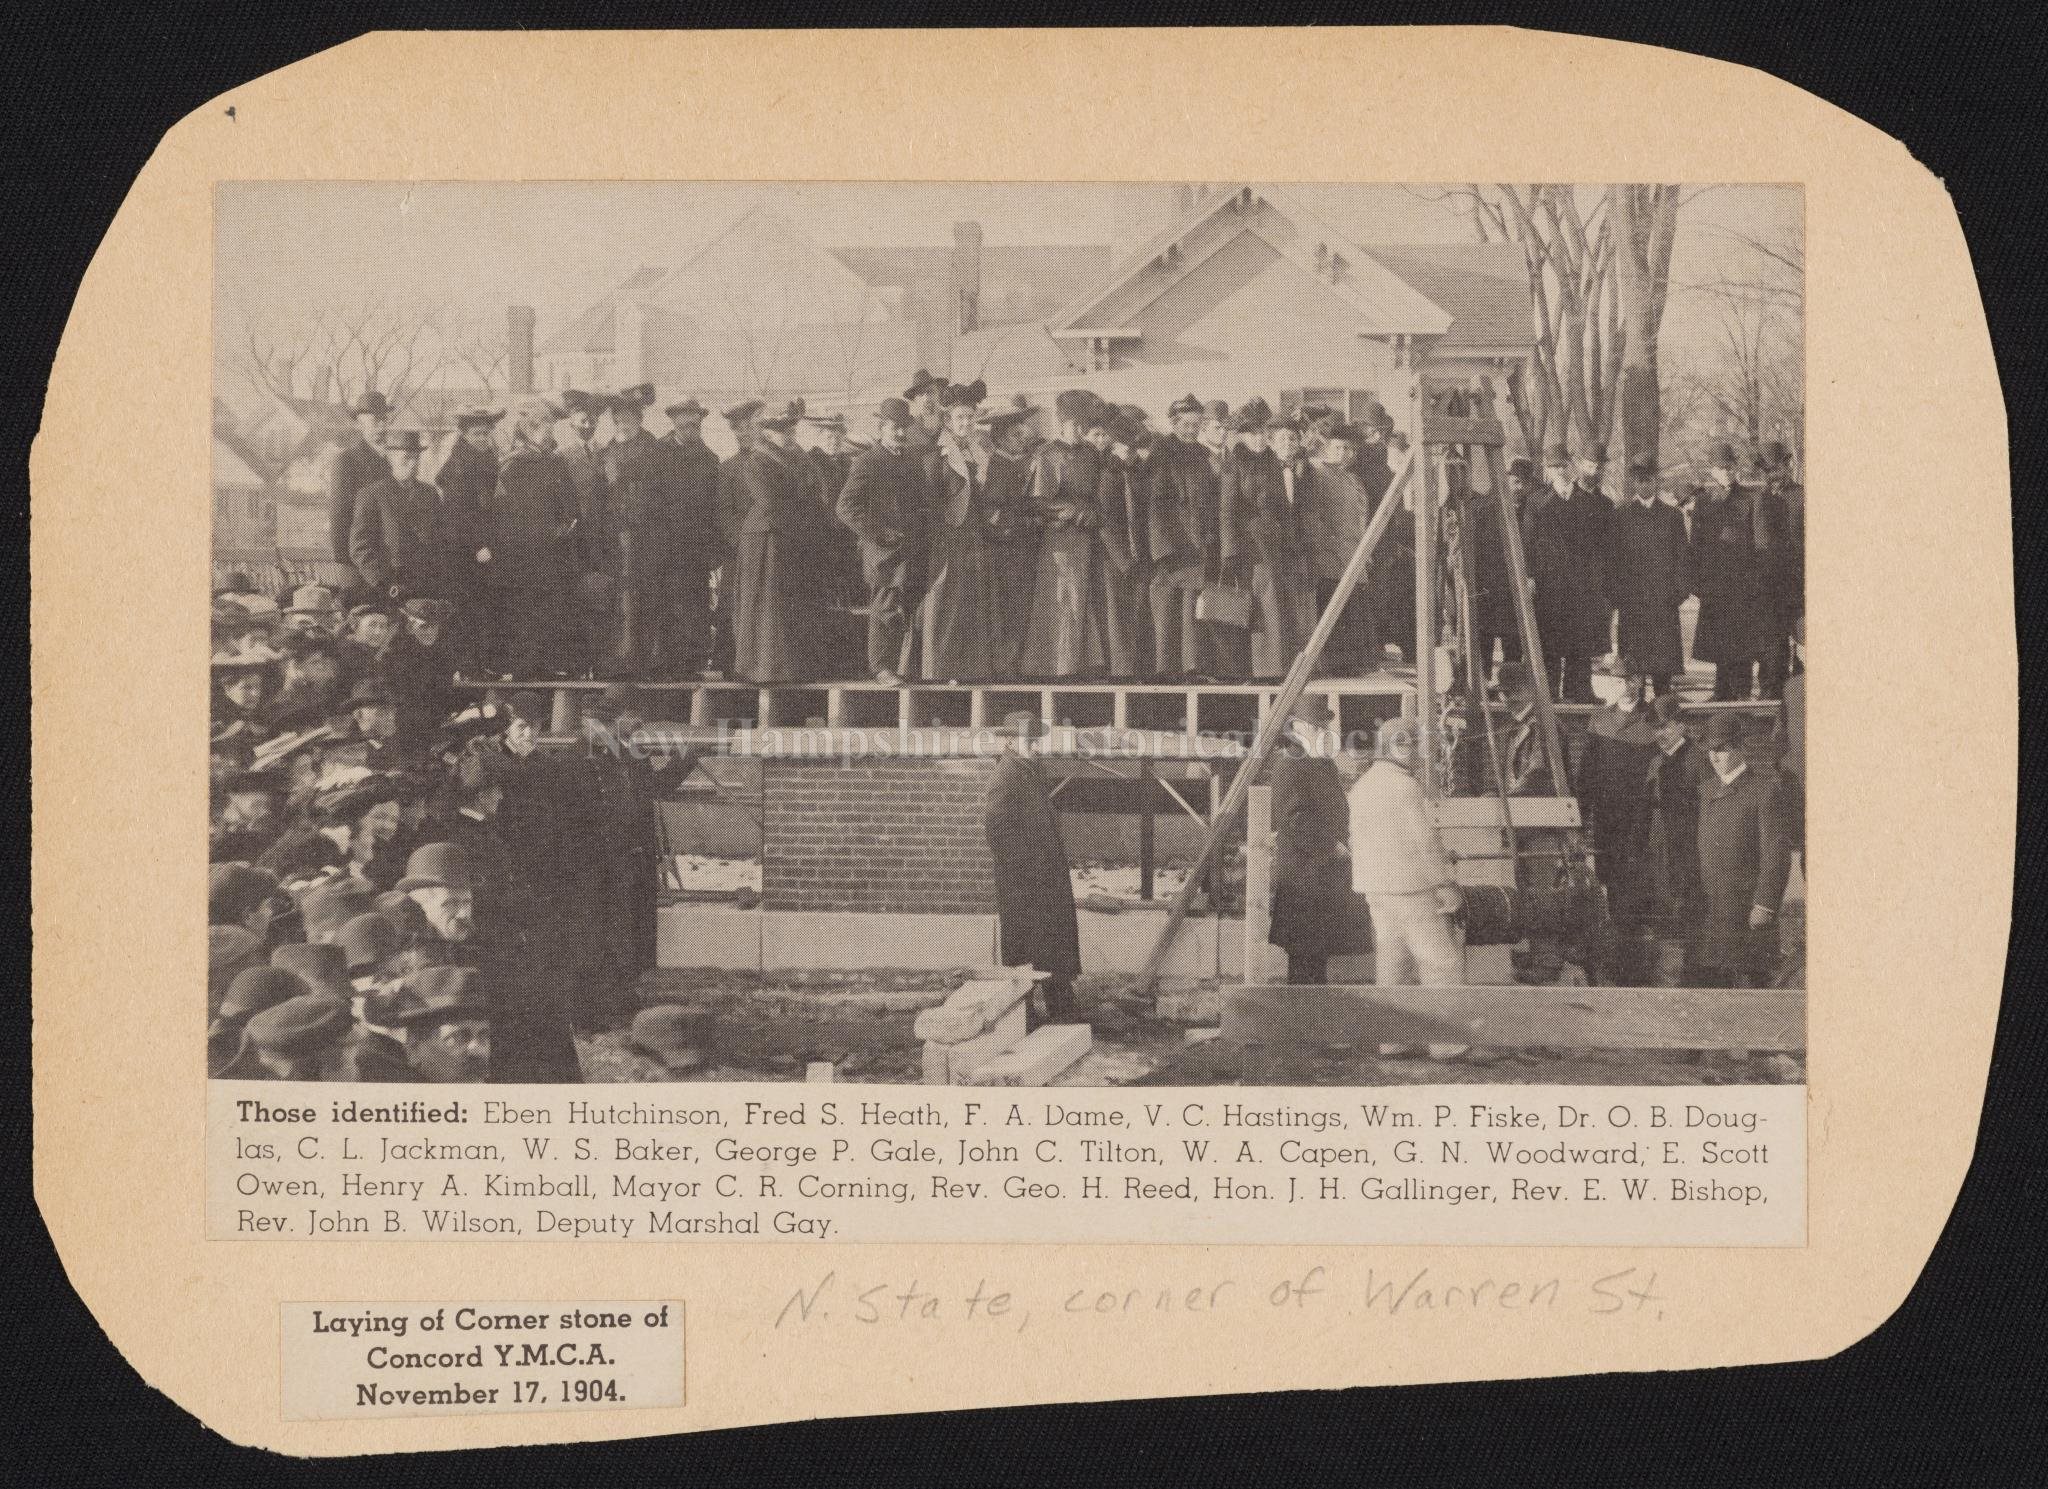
[951,221,983,335]
[507,305,537,393]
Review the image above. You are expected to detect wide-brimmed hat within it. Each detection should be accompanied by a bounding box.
[219,965,311,1023]
[1760,440,1793,469]
[559,389,600,416]
[1229,397,1272,433]
[209,925,267,1009]
[504,689,549,726]
[756,398,805,430]
[380,428,427,453]
[1286,693,1335,727]
[903,368,939,399]
[336,912,404,975]
[212,648,281,674]
[285,584,341,616]
[396,841,475,893]
[209,862,280,924]
[1166,393,1203,419]
[389,965,489,1029]
[1705,439,1739,468]
[244,992,353,1057]
[983,401,1037,435]
[297,878,378,943]
[272,940,353,1000]
[722,399,764,426]
[401,596,454,626]
[938,379,987,410]
[664,396,708,419]
[452,404,504,430]
[607,383,656,412]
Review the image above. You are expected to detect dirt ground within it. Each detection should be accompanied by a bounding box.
[579,938,1807,1088]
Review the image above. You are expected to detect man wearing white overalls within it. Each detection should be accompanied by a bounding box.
[1347,715,1466,987]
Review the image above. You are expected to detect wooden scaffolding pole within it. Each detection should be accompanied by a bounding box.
[1133,447,1418,997]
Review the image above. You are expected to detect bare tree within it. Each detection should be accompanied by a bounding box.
[1672,222,1805,466]
[238,297,458,414]
[1409,183,1683,468]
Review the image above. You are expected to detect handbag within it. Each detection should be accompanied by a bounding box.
[1195,549,1253,628]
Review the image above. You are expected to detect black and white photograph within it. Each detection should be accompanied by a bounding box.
[207,179,1806,1090]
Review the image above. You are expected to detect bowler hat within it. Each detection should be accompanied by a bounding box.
[665,396,708,419]
[1167,393,1203,419]
[1362,400,1395,432]
[220,965,312,1023]
[1706,439,1739,468]
[1201,399,1231,422]
[1627,452,1658,478]
[1117,404,1150,429]
[244,993,354,1057]
[209,862,280,925]
[875,397,913,428]
[1508,457,1536,479]
[351,391,393,417]
[297,878,378,943]
[1581,441,1608,464]
[559,389,599,416]
[380,428,426,453]
[1287,692,1335,727]
[1542,441,1571,465]
[390,965,489,1029]
[802,412,848,432]
[1761,440,1792,469]
[452,404,503,429]
[273,941,353,999]
[631,1004,710,1072]
[1703,713,1749,750]
[337,912,403,975]
[983,402,1036,435]
[1652,693,1686,726]
[903,369,939,399]
[593,682,645,719]
[938,379,987,409]
[396,841,476,893]
[722,399,764,426]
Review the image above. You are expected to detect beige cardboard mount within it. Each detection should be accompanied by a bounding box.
[30,28,2012,1454]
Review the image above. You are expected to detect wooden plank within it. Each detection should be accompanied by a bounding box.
[1221,983,1806,1053]
[1244,785,1273,982]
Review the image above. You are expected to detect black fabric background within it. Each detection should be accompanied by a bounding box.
[5,5,2043,1483]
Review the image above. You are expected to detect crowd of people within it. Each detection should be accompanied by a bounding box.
[209,368,1807,1082]
[208,639,690,1081]
[310,375,1804,698]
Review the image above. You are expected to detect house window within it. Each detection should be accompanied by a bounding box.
[1280,387,1384,421]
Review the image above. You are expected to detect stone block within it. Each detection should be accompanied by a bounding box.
[806,1061,835,1082]
[922,1041,951,1086]
[964,1024,1092,1087]
[913,978,1030,1044]
[943,1003,1029,1084]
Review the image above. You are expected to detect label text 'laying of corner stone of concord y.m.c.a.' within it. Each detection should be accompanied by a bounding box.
[207,1083,1803,1246]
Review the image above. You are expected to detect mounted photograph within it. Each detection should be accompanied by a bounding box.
[207,179,1806,1091]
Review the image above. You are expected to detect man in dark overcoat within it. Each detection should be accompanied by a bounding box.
[1758,440,1804,699]
[1145,394,1216,678]
[803,412,867,679]
[599,385,672,677]
[1575,663,1662,980]
[1691,714,1794,987]
[708,400,764,675]
[1607,452,1693,698]
[1468,456,1532,675]
[329,390,393,574]
[1266,696,1369,984]
[1691,440,1789,701]
[732,401,826,683]
[349,429,443,602]
[1645,694,1707,942]
[658,397,726,677]
[434,406,502,674]
[483,398,581,677]
[836,397,928,682]
[1530,441,1614,703]
[981,713,1082,1026]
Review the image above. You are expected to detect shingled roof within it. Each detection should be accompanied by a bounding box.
[1357,243,1533,352]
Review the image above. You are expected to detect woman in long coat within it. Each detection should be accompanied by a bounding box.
[1266,700,1371,983]
[982,404,1043,676]
[1018,391,1109,678]
[1094,419,1148,677]
[918,383,998,680]
[1222,406,1315,680]
[733,402,825,683]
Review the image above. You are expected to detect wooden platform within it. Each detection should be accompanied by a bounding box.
[1221,983,1806,1053]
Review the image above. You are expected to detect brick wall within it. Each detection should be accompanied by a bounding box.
[762,758,997,916]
